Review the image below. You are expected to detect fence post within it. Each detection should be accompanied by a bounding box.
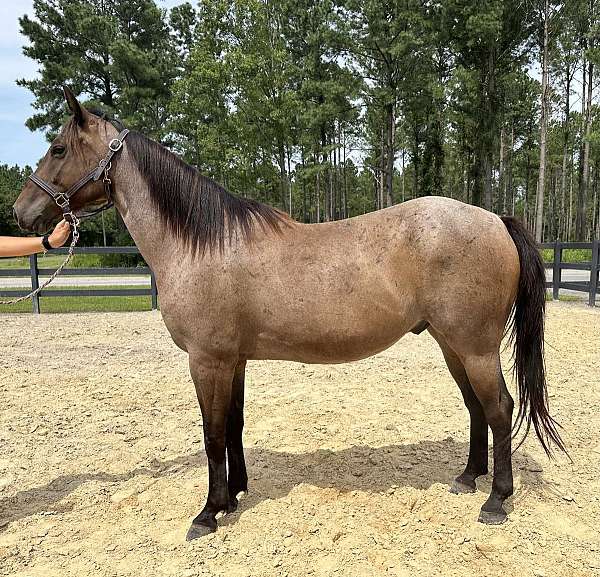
[150,270,158,310]
[29,253,40,314]
[590,239,599,307]
[552,240,561,301]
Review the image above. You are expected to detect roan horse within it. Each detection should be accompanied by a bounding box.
[13,89,565,539]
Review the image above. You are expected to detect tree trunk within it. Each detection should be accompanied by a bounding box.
[474,47,496,210]
[379,125,385,209]
[507,123,514,215]
[568,150,574,239]
[287,144,293,218]
[498,125,505,213]
[591,166,598,239]
[278,142,289,214]
[412,126,420,197]
[535,0,550,243]
[342,129,348,219]
[385,102,395,207]
[576,44,594,239]
[401,149,406,202]
[560,45,573,240]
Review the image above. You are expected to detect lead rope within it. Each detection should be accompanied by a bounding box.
[0,214,80,306]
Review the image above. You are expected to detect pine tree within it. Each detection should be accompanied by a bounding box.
[19,0,177,138]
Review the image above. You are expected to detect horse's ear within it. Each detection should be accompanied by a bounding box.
[63,86,86,126]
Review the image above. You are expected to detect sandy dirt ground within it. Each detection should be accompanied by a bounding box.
[0,302,599,577]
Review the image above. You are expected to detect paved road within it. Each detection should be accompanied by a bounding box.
[0,275,150,288]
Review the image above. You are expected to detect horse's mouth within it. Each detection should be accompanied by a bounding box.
[20,214,57,235]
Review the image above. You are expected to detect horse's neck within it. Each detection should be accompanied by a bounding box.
[110,149,181,274]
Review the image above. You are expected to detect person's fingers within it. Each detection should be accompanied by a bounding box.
[48,219,72,248]
[56,221,70,236]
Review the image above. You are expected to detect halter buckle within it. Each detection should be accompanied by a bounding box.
[54,193,70,209]
[109,138,123,152]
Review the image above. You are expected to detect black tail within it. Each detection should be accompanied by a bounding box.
[501,217,567,457]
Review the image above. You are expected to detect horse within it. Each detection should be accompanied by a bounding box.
[13,88,564,540]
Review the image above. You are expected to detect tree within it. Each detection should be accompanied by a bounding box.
[0,165,31,235]
[9,0,599,242]
[445,0,535,210]
[19,0,176,139]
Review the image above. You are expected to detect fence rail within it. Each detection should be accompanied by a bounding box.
[0,246,157,313]
[541,240,599,307]
[1,242,598,313]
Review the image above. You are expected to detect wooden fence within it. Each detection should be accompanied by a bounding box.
[541,240,599,307]
[1,242,598,313]
[0,246,157,314]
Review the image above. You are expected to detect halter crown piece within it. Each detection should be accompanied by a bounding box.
[0,129,130,307]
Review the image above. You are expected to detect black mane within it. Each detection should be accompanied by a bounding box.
[87,110,287,254]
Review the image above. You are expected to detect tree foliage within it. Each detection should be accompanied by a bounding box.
[2,0,599,243]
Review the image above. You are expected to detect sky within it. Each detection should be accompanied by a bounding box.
[0,0,184,169]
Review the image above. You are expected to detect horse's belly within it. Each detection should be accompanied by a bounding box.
[250,332,407,363]
[248,302,418,363]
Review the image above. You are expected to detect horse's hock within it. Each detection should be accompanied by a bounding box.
[0,302,598,577]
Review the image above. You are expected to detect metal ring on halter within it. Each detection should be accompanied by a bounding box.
[55,193,70,210]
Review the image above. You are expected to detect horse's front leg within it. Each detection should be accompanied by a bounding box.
[226,360,248,513]
[186,354,236,540]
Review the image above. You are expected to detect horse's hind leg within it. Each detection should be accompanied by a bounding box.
[429,329,488,493]
[226,360,248,513]
[463,353,514,524]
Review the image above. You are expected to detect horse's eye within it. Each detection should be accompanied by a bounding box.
[51,145,66,158]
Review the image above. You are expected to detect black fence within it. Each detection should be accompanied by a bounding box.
[0,246,157,313]
[1,242,598,313]
[541,240,599,307]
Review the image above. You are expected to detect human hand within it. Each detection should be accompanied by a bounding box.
[48,219,71,248]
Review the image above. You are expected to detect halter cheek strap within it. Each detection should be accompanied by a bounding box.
[28,129,130,221]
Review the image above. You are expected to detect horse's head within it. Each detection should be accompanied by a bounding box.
[14,87,119,234]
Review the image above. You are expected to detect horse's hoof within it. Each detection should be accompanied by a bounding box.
[227,497,239,514]
[478,509,507,525]
[186,522,217,541]
[449,479,476,494]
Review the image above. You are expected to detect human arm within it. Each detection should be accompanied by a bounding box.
[0,220,71,257]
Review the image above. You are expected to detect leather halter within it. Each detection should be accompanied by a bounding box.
[28,129,130,221]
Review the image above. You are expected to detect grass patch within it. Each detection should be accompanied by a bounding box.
[545,292,584,302]
[0,285,156,314]
[0,255,66,270]
[0,253,146,270]
[541,248,592,264]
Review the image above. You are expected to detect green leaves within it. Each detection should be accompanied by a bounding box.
[7,0,600,239]
[18,0,176,139]
[0,165,31,235]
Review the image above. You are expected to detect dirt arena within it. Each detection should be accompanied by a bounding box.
[0,302,598,577]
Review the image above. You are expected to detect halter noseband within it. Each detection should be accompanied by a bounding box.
[28,129,130,222]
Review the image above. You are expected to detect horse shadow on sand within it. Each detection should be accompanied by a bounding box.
[0,438,547,531]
